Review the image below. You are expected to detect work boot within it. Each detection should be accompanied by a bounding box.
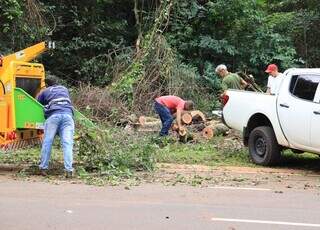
[39,169,48,177]
[65,171,73,179]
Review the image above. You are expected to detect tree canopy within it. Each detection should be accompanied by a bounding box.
[1,0,319,110]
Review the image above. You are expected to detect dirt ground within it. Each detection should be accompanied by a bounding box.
[1,163,319,192]
[148,163,320,191]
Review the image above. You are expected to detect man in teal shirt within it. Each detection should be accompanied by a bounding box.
[215,64,248,94]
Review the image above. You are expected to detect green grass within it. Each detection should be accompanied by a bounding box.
[280,150,320,171]
[153,137,253,167]
[1,135,320,180]
[153,137,320,171]
[0,147,63,166]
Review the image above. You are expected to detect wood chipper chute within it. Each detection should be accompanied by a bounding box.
[0,41,55,152]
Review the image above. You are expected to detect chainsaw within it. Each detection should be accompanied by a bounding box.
[237,72,264,93]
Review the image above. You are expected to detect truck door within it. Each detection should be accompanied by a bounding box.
[310,83,320,150]
[277,74,320,149]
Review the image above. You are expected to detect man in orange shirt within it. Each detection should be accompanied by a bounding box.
[154,95,194,136]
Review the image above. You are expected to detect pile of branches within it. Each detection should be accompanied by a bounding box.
[72,84,130,124]
[77,125,156,175]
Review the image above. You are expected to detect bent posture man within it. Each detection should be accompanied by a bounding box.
[154,95,194,136]
[37,77,74,178]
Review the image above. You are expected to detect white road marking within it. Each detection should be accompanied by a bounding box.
[211,218,320,227]
[209,186,271,191]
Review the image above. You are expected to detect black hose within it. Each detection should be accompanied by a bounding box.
[0,80,5,95]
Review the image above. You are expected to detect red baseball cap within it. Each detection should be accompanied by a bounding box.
[265,64,278,73]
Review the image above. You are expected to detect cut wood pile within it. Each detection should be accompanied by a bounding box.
[172,110,229,142]
[124,110,229,142]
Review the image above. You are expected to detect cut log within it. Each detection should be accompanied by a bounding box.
[171,123,179,131]
[202,126,214,139]
[141,121,161,128]
[178,127,188,137]
[138,116,159,126]
[190,110,206,123]
[181,113,192,125]
[178,127,194,143]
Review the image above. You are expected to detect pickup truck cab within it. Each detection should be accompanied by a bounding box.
[222,68,320,165]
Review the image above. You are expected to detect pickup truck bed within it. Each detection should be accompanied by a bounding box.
[223,68,320,165]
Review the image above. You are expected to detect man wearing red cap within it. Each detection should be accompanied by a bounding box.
[265,64,284,95]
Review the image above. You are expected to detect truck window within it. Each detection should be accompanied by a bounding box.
[289,75,298,92]
[290,75,320,101]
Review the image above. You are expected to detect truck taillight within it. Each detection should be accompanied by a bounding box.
[221,94,229,106]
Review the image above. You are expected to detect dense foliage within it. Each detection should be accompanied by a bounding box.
[1,0,319,109]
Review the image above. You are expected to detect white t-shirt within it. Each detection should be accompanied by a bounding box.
[267,73,284,95]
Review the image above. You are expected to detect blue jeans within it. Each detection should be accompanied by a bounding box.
[39,113,75,172]
[154,101,173,136]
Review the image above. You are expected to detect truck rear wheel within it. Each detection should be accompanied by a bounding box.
[248,126,281,165]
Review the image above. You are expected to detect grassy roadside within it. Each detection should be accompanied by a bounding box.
[0,136,252,168]
[0,133,319,186]
[154,138,252,167]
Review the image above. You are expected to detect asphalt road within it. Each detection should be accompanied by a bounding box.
[1,177,320,230]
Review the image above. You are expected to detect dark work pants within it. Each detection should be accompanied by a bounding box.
[154,101,173,136]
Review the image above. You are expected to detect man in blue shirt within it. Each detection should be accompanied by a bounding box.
[37,77,74,178]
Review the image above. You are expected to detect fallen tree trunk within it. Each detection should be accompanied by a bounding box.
[190,110,206,123]
[134,120,161,132]
[201,123,229,139]
[139,116,159,126]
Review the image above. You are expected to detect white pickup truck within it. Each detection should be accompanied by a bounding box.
[222,68,320,165]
